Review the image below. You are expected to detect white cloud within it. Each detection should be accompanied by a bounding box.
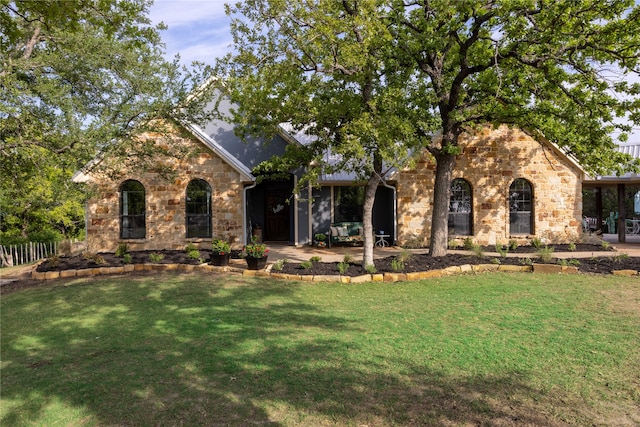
[149,0,232,65]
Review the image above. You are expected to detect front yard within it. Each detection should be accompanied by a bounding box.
[1,272,638,426]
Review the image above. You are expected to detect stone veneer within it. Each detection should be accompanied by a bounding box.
[395,126,585,247]
[83,133,246,253]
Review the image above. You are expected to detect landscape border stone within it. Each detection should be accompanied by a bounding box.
[29,260,638,282]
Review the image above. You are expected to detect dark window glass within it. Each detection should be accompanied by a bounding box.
[509,178,533,234]
[120,180,145,239]
[334,186,364,222]
[448,178,472,235]
[186,179,212,238]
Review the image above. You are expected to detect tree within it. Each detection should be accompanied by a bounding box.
[217,0,640,259]
[389,0,640,255]
[0,0,213,241]
[215,0,422,267]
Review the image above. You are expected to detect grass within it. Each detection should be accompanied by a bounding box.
[2,272,639,426]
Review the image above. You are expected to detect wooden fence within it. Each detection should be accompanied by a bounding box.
[0,241,59,268]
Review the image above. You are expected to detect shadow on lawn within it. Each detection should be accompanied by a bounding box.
[2,273,569,426]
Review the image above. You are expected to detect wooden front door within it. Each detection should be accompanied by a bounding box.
[264,187,290,241]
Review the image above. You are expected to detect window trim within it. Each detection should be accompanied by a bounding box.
[448,178,473,236]
[120,179,146,240]
[186,178,212,239]
[509,178,534,235]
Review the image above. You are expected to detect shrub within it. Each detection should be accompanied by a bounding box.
[187,249,202,262]
[495,244,508,258]
[490,258,501,265]
[115,243,129,257]
[568,258,581,266]
[519,257,533,266]
[471,244,484,258]
[185,243,198,253]
[448,239,460,250]
[568,242,577,251]
[508,239,519,251]
[463,237,475,250]
[271,259,288,271]
[300,260,313,269]
[365,264,377,274]
[601,240,610,250]
[531,237,544,249]
[310,256,322,263]
[337,262,348,274]
[45,255,60,268]
[342,253,354,264]
[397,249,413,263]
[122,253,132,264]
[149,252,164,263]
[536,246,555,263]
[391,258,405,272]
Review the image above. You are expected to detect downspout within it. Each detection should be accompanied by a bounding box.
[243,181,257,244]
[381,178,397,245]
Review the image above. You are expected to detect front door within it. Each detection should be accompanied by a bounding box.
[264,187,291,241]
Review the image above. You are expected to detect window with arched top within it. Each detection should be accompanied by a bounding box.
[448,178,473,235]
[509,178,533,235]
[120,180,146,239]
[186,179,212,238]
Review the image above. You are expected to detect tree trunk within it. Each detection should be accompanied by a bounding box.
[429,152,456,257]
[362,172,381,267]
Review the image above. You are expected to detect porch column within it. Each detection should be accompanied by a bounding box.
[617,183,626,243]
[595,187,603,233]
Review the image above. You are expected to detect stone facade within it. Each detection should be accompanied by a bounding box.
[82,133,246,253]
[395,126,584,246]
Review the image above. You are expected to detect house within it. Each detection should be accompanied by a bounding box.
[74,99,587,253]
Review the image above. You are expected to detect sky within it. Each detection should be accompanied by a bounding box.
[148,0,639,146]
[149,0,232,67]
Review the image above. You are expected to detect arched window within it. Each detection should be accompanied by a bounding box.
[509,178,533,234]
[186,179,212,238]
[120,180,145,239]
[449,178,473,235]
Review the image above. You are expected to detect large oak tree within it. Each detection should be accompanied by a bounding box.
[0,0,213,241]
[218,0,640,257]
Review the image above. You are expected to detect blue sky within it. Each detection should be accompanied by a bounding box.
[149,0,232,66]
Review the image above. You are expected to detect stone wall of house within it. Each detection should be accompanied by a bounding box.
[395,126,584,247]
[84,134,245,253]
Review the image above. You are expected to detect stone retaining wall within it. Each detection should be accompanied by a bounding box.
[31,262,638,282]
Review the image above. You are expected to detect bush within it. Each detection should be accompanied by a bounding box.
[122,253,132,264]
[391,258,405,272]
[149,252,164,263]
[310,256,322,263]
[337,262,348,274]
[271,259,288,271]
[495,244,508,258]
[115,243,129,257]
[536,246,555,263]
[300,260,313,269]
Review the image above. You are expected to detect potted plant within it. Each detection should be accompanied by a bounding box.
[314,233,327,248]
[242,237,269,270]
[210,239,231,266]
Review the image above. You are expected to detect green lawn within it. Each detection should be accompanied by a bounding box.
[1,272,639,426]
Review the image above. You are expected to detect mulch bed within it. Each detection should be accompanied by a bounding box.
[31,244,640,277]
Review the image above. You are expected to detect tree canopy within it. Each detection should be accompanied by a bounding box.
[217,0,640,256]
[0,0,212,242]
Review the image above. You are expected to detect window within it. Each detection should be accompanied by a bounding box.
[449,178,472,235]
[186,179,212,238]
[334,186,364,222]
[509,178,533,234]
[120,180,145,239]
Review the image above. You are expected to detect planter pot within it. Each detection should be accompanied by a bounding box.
[210,253,231,266]
[245,256,268,270]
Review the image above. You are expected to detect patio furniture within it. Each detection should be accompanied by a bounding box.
[328,222,364,247]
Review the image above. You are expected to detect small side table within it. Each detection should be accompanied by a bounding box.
[375,234,390,247]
